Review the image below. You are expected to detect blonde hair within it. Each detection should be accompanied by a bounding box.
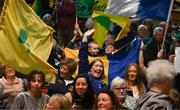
[49,94,72,109]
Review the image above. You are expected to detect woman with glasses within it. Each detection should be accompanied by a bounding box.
[110,76,136,109]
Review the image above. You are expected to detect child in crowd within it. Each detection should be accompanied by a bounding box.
[11,70,49,110]
[47,58,77,96]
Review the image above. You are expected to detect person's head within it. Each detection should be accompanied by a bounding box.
[125,63,139,83]
[159,21,167,31]
[97,90,121,110]
[146,59,176,94]
[27,70,45,93]
[153,26,164,42]
[88,41,100,56]
[104,34,115,47]
[42,13,55,27]
[73,75,93,98]
[142,19,154,36]
[110,77,127,102]
[59,58,77,79]
[3,65,16,79]
[72,75,95,109]
[89,59,104,79]
[45,94,72,110]
[105,43,115,54]
[137,24,148,37]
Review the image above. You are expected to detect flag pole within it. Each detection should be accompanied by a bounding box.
[75,0,78,24]
[161,0,174,50]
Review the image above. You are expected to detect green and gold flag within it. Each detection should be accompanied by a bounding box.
[0,0,56,83]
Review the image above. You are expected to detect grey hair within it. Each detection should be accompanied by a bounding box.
[146,59,176,86]
[85,18,93,30]
[153,26,163,36]
[138,24,147,31]
[42,13,52,21]
[110,76,126,90]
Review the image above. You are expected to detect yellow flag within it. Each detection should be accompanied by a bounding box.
[0,0,56,83]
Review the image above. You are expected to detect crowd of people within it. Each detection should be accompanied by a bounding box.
[0,0,180,109]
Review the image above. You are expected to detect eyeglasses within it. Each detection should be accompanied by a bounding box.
[114,87,126,91]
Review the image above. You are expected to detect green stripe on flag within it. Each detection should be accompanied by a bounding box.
[93,16,111,48]
[96,16,111,30]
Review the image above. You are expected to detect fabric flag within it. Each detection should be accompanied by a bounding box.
[64,38,140,86]
[49,0,61,8]
[92,16,111,48]
[76,0,94,18]
[92,14,130,47]
[0,0,56,83]
[32,0,42,16]
[92,0,108,17]
[106,0,172,21]
[49,0,54,8]
[107,38,141,86]
[91,0,130,45]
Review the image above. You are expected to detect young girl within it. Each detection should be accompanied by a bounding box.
[11,70,49,110]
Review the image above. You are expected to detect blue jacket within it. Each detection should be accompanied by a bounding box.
[78,41,108,94]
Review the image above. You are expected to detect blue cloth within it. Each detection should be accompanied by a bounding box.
[88,73,108,94]
[107,38,141,86]
[106,0,172,21]
[137,0,171,21]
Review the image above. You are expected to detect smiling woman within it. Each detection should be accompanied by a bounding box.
[65,75,95,109]
[125,63,146,101]
[95,90,122,110]
[0,65,24,109]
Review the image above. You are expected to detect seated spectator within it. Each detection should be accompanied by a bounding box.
[45,94,72,110]
[144,26,171,66]
[141,19,154,38]
[42,13,55,28]
[105,43,117,54]
[0,65,25,109]
[110,76,136,109]
[136,24,152,46]
[159,21,173,43]
[47,58,77,96]
[88,41,100,57]
[134,59,176,109]
[65,75,95,109]
[125,63,146,101]
[94,90,122,110]
[11,70,49,110]
[103,34,115,48]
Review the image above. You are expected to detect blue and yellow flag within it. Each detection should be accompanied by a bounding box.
[64,38,141,86]
[0,0,56,83]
